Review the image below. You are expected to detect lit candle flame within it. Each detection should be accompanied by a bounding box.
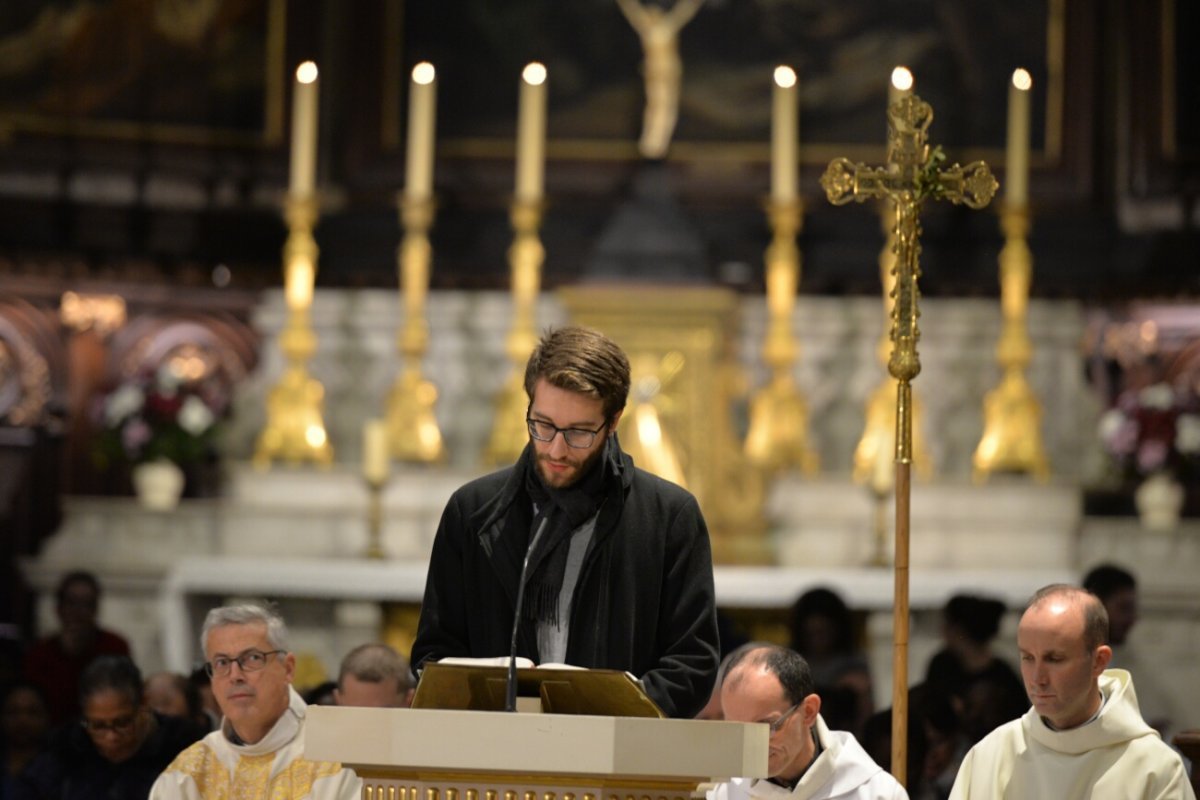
[296,61,318,84]
[522,62,547,86]
[412,61,436,85]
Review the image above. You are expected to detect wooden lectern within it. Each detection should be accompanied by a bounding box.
[306,664,768,800]
[410,663,665,717]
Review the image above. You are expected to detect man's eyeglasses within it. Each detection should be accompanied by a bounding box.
[81,713,137,735]
[767,702,802,734]
[526,417,606,449]
[204,648,286,678]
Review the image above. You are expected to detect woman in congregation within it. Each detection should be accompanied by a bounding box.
[13,656,203,800]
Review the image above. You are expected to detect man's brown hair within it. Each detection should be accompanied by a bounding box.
[524,326,631,421]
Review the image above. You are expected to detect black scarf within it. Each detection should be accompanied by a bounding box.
[511,437,613,627]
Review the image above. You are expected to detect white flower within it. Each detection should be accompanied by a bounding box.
[178,395,215,435]
[1138,383,1175,410]
[1176,414,1200,455]
[1098,409,1127,440]
[104,385,144,427]
[156,364,182,396]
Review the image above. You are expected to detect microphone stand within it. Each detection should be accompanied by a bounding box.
[506,517,548,712]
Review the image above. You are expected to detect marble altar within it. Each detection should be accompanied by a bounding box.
[20,290,1200,733]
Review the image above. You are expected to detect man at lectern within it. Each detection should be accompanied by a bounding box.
[412,326,720,718]
[151,603,362,799]
[711,645,906,800]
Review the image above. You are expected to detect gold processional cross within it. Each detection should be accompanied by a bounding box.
[820,92,997,785]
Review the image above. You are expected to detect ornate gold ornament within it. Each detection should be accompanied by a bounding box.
[485,199,546,465]
[59,292,127,336]
[253,194,334,467]
[387,196,446,463]
[853,206,933,491]
[821,90,996,784]
[745,198,819,474]
[973,205,1050,480]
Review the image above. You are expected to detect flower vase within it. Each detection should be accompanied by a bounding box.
[1134,471,1184,531]
[132,460,185,512]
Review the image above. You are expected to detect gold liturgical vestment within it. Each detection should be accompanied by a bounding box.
[150,687,361,799]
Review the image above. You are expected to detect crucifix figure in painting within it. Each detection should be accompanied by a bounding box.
[615,0,705,160]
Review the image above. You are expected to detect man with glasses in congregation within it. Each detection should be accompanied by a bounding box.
[151,604,361,799]
[710,644,906,800]
[411,326,720,718]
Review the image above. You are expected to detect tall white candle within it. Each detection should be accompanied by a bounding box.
[405,62,437,202]
[363,418,389,483]
[289,61,319,197]
[886,67,913,167]
[888,66,913,112]
[1006,68,1033,206]
[771,66,798,203]
[515,62,547,202]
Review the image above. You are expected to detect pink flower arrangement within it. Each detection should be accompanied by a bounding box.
[1098,382,1200,481]
[94,364,229,468]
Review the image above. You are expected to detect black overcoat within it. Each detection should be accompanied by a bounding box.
[411,447,720,719]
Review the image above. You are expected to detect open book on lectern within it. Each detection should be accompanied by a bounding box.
[411,658,664,718]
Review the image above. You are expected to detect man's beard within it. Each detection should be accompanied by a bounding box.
[535,441,606,489]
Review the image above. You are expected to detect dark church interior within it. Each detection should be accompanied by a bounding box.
[2,2,1200,787]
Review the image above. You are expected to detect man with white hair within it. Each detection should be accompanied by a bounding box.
[151,603,361,799]
[949,584,1194,799]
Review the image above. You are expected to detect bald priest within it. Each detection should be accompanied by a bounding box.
[949,585,1194,800]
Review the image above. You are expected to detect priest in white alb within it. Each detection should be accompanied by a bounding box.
[949,584,1194,799]
[710,644,906,800]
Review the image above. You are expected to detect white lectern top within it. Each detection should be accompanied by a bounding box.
[306,706,767,781]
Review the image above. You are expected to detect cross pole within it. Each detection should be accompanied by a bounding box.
[820,93,997,785]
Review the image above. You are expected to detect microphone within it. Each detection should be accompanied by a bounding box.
[506,516,548,712]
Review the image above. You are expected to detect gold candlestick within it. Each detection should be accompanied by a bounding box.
[386,196,446,463]
[253,195,333,467]
[360,422,388,561]
[485,199,545,464]
[364,476,386,559]
[745,198,818,473]
[972,204,1049,481]
[362,418,389,559]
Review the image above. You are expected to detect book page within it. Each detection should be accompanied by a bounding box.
[438,656,535,668]
[535,662,586,670]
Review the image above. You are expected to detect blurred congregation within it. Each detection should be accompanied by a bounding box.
[0,561,1183,798]
[1,570,413,798]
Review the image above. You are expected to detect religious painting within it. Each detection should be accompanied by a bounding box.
[0,0,284,144]
[403,0,1060,163]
